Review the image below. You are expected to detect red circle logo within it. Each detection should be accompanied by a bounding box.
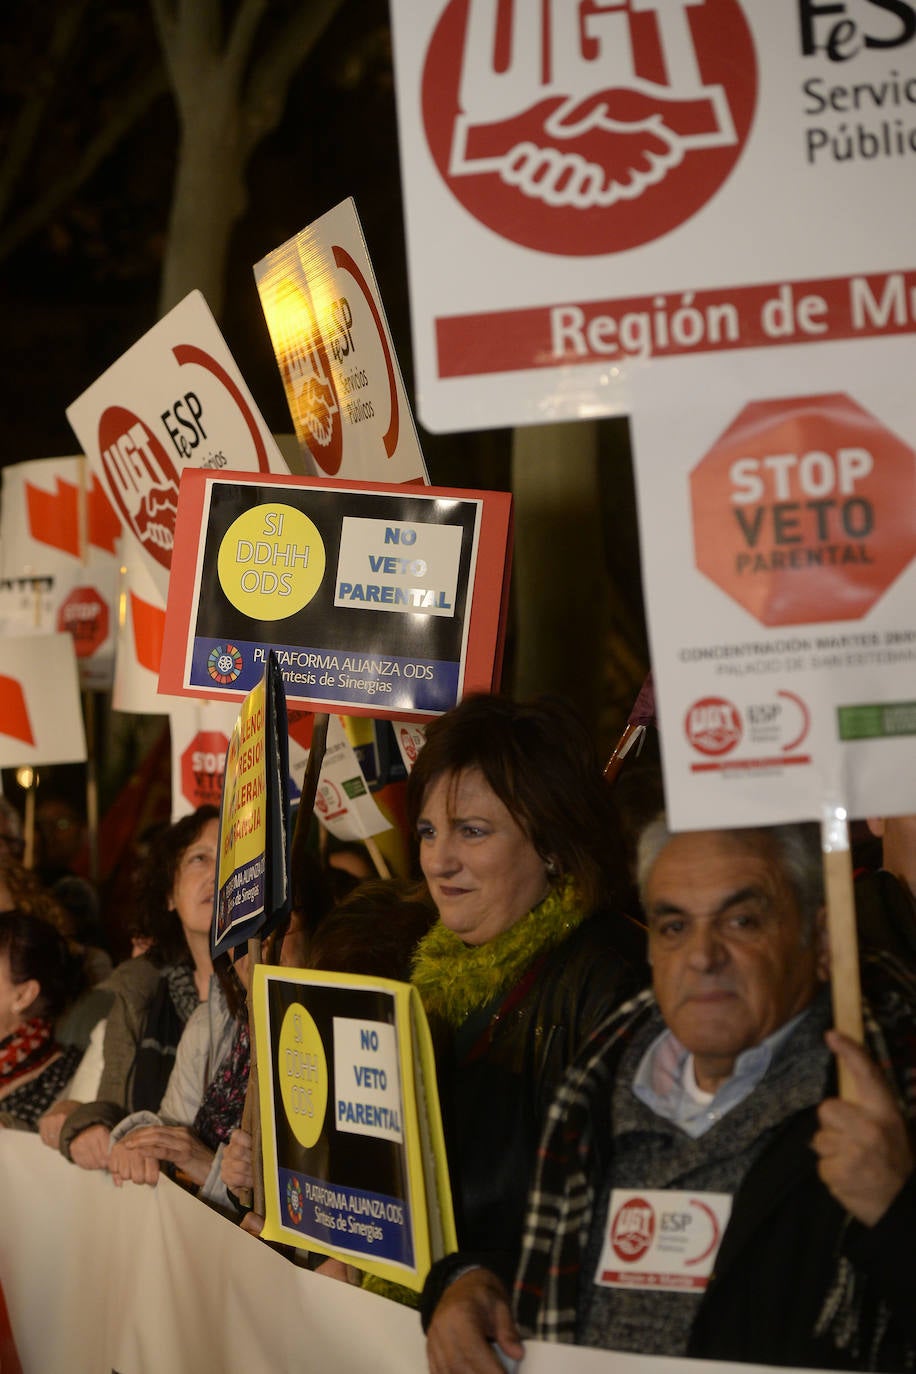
[685,696,742,755]
[611,1196,655,1263]
[399,727,419,763]
[421,0,757,256]
[98,405,178,570]
[316,781,342,818]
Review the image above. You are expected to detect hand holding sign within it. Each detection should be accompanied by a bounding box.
[813,1029,915,1227]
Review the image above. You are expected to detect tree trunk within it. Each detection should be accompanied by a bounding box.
[158,113,247,318]
[509,420,613,733]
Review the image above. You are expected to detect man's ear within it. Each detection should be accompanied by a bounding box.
[814,905,830,983]
[866,817,886,840]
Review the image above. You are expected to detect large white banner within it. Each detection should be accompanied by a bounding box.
[389,0,916,432]
[0,1133,822,1374]
[631,335,916,829]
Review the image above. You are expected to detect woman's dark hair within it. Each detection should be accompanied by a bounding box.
[0,909,83,1020]
[406,694,628,913]
[135,806,220,967]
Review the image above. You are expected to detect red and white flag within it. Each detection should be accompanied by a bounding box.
[0,635,86,767]
[0,456,121,690]
[111,556,170,714]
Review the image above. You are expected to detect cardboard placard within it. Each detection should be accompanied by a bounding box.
[254,965,456,1291]
[159,470,512,720]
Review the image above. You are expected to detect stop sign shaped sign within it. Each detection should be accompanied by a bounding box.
[57,586,109,657]
[181,731,229,810]
[690,393,916,627]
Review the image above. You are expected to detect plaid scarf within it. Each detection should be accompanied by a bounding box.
[0,1016,55,1085]
[514,974,916,1367]
[514,988,654,1341]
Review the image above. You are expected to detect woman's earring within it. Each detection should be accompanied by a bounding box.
[545,856,560,880]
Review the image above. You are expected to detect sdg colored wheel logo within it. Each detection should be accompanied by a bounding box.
[207,644,243,684]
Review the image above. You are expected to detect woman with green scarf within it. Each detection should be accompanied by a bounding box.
[408,693,647,1287]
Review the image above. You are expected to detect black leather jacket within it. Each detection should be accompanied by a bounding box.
[431,910,647,1275]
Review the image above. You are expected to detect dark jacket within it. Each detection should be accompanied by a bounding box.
[512,984,916,1370]
[59,956,198,1158]
[431,911,647,1277]
[856,868,916,970]
[688,1105,916,1369]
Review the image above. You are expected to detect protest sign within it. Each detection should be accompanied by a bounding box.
[0,577,55,638]
[254,198,428,484]
[0,457,121,689]
[389,1,916,432]
[159,469,511,719]
[213,654,290,957]
[0,456,121,575]
[66,291,291,600]
[392,720,426,774]
[630,336,916,831]
[286,712,391,840]
[342,717,409,792]
[111,556,170,714]
[254,965,456,1290]
[0,635,86,767]
[168,696,241,818]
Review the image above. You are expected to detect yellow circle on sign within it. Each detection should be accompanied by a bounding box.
[278,1001,328,1148]
[217,504,326,621]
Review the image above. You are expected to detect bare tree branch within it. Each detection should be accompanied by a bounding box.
[0,0,92,226]
[240,0,345,155]
[225,0,269,89]
[0,65,169,264]
[148,0,182,90]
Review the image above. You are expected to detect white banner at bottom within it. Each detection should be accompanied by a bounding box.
[0,1133,821,1374]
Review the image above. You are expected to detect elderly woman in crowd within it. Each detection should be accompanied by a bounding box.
[51,806,218,1167]
[104,952,250,1213]
[407,692,647,1269]
[0,911,83,1130]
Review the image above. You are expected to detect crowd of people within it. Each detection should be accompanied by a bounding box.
[2,693,916,1372]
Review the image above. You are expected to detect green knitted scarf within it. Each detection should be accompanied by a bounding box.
[410,878,586,1028]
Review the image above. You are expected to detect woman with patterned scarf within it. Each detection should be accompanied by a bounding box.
[407,693,648,1290]
[55,806,219,1168]
[104,954,251,1214]
[0,911,83,1130]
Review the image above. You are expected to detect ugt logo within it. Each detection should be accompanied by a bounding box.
[422,0,757,256]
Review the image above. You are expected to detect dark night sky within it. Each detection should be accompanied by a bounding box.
[0,0,512,489]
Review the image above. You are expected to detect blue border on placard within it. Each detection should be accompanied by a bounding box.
[278,1169,414,1267]
[191,638,458,712]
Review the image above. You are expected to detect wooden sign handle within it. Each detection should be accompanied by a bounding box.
[821,807,864,1102]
